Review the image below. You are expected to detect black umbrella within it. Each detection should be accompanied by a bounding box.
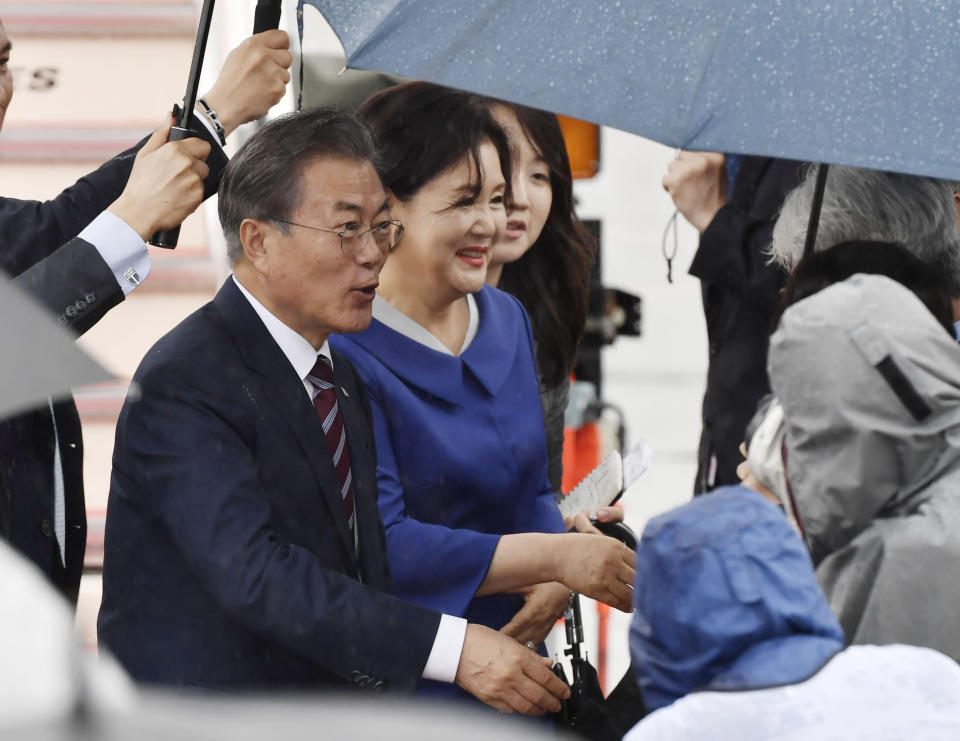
[553,521,646,740]
[803,164,830,258]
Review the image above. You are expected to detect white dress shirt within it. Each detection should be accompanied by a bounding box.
[77,211,151,294]
[232,276,467,683]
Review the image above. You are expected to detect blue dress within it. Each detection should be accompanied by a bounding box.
[331,285,566,700]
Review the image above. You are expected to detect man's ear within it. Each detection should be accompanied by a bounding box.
[953,192,960,233]
[238,218,272,274]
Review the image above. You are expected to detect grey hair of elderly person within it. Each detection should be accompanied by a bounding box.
[769,165,960,295]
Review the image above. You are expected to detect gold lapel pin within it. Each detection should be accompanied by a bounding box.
[341,387,349,398]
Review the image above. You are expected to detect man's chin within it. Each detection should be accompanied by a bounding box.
[333,311,374,336]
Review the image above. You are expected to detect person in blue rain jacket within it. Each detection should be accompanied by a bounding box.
[625,486,960,740]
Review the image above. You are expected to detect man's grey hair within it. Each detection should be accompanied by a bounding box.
[218,107,381,265]
[770,165,960,295]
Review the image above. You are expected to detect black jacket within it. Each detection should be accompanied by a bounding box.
[689,156,804,493]
[0,119,227,603]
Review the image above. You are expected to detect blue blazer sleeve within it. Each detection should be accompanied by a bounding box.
[517,300,566,537]
[364,378,501,618]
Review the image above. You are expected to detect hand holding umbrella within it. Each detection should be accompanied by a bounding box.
[200,29,292,138]
[108,122,210,241]
[662,152,728,233]
[151,0,290,248]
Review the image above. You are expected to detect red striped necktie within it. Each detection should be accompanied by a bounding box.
[306,357,356,540]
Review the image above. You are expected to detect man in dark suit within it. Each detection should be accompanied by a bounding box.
[98,109,570,714]
[0,18,293,604]
[663,153,803,493]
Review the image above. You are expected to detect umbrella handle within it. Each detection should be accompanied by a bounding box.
[253,0,283,33]
[148,125,194,248]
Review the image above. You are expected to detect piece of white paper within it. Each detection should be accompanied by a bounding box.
[559,439,653,519]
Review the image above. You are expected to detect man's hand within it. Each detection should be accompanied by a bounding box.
[553,533,635,613]
[201,30,292,137]
[500,582,570,648]
[662,151,727,232]
[107,123,210,240]
[456,624,570,715]
[563,505,624,535]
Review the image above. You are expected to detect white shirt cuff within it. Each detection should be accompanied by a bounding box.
[78,211,151,296]
[421,614,467,683]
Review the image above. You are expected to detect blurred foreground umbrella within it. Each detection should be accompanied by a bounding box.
[0,276,112,419]
[0,537,557,740]
[302,0,960,180]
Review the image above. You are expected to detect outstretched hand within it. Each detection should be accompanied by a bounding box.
[500,582,571,648]
[555,533,635,613]
[456,624,570,715]
[201,29,292,137]
[108,122,210,240]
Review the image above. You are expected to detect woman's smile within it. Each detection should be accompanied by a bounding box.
[456,245,489,268]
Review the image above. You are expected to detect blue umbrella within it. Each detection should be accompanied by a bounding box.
[301,0,960,180]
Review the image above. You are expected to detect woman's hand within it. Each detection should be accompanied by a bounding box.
[563,505,624,535]
[500,582,571,648]
[554,533,635,613]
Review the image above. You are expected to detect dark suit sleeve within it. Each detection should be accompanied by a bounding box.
[11,238,124,337]
[114,362,441,691]
[0,111,228,279]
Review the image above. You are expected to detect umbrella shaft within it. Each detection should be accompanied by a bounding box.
[178,0,217,127]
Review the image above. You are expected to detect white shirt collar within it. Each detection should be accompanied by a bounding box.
[372,293,479,356]
[232,275,332,382]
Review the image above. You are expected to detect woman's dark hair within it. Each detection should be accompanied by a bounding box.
[357,81,512,205]
[485,101,597,384]
[774,239,955,337]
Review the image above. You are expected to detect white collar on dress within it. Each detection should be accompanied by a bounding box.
[372,293,479,356]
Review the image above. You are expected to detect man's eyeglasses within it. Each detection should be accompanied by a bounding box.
[272,219,404,256]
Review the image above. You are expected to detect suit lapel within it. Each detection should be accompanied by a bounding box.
[213,280,356,561]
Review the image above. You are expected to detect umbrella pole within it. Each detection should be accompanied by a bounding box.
[150,0,217,249]
[802,163,830,258]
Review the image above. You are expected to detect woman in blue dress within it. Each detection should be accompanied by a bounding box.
[330,83,635,705]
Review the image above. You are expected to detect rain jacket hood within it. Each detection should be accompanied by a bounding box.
[768,273,960,656]
[630,487,844,711]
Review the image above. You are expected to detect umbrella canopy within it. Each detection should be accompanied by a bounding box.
[0,276,113,419]
[302,0,960,179]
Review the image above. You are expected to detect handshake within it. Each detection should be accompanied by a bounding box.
[458,510,636,715]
